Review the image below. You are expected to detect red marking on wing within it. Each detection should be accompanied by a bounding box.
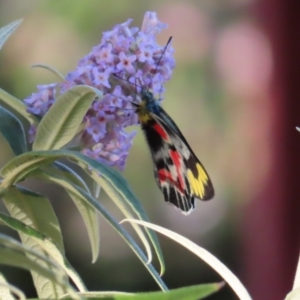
[153,123,169,141]
[170,150,185,190]
[158,169,184,194]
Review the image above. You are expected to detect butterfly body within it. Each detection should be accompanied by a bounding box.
[134,90,214,214]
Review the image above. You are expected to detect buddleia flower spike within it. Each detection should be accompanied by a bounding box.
[24,11,174,171]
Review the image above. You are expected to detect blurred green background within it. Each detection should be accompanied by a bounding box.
[0,1,286,299]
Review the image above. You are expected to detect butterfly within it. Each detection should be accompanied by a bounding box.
[131,38,214,214]
[132,89,214,214]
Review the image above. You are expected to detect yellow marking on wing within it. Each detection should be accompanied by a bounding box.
[197,163,209,183]
[187,169,202,198]
[187,163,209,199]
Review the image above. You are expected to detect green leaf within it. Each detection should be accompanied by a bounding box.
[0,211,87,294]
[0,272,24,300]
[0,150,167,290]
[0,105,27,155]
[0,88,38,125]
[74,154,165,274]
[2,186,64,252]
[32,167,100,264]
[51,161,90,193]
[2,186,68,298]
[0,19,22,51]
[31,63,65,81]
[0,150,165,276]
[0,234,78,299]
[122,220,253,300]
[93,177,153,265]
[62,283,222,299]
[32,85,102,151]
[0,155,56,192]
[30,168,166,290]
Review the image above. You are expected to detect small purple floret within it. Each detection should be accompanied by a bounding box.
[24,11,175,170]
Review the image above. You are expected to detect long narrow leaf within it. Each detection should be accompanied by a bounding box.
[0,19,22,51]
[122,220,252,300]
[62,283,223,300]
[0,247,78,300]
[33,85,102,151]
[0,150,165,275]
[2,187,68,299]
[51,162,90,192]
[32,168,100,263]
[0,272,24,300]
[93,176,152,265]
[0,88,38,125]
[0,106,27,155]
[3,186,64,252]
[0,234,78,299]
[0,212,86,293]
[68,152,164,274]
[29,169,167,291]
[31,63,65,80]
[0,156,56,192]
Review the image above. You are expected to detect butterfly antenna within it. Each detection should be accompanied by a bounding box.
[131,77,145,104]
[148,36,173,91]
[108,106,135,111]
[134,77,138,102]
[113,73,142,90]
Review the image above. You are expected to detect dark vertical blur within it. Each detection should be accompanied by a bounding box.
[242,0,300,299]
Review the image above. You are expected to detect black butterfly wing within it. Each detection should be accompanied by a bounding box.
[141,106,214,214]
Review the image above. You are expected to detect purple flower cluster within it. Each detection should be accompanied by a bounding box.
[24,11,175,170]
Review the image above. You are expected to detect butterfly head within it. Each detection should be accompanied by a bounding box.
[133,88,159,124]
